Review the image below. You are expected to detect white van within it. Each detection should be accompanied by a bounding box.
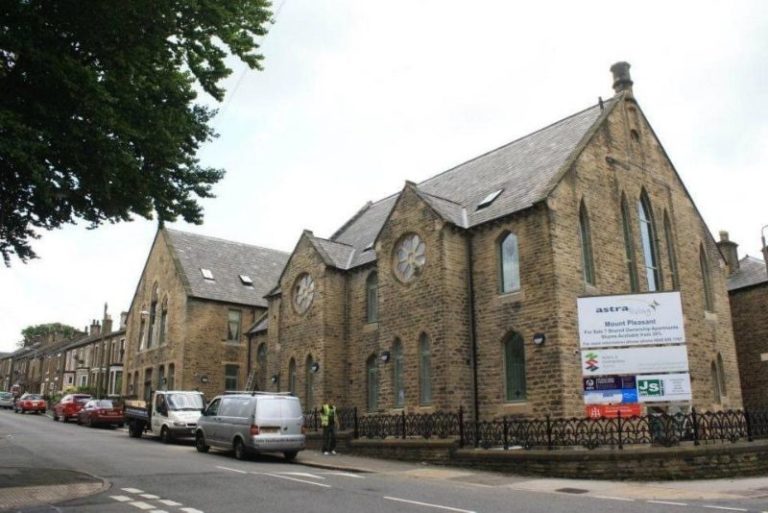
[195,392,305,461]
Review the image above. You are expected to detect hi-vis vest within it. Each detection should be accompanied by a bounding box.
[320,404,336,427]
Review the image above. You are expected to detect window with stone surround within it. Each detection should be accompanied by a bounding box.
[503,332,526,402]
[711,361,721,404]
[159,297,168,345]
[393,233,426,284]
[419,333,432,405]
[498,232,521,293]
[578,200,596,286]
[225,364,239,391]
[367,354,379,411]
[699,244,714,312]
[158,365,165,390]
[638,191,662,291]
[366,272,379,323]
[167,363,175,390]
[716,353,727,398]
[257,343,267,390]
[227,309,242,342]
[393,339,404,407]
[293,273,315,314]
[664,211,680,290]
[288,358,296,395]
[148,284,158,349]
[621,194,639,292]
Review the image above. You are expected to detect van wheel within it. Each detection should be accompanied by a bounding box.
[195,433,209,453]
[128,422,143,438]
[233,439,248,460]
[284,451,298,462]
[160,426,173,444]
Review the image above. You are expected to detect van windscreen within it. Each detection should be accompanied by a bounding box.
[168,394,204,411]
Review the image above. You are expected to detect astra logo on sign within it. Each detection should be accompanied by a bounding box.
[595,299,660,316]
[638,378,664,397]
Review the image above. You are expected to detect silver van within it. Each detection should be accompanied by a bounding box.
[195,392,305,461]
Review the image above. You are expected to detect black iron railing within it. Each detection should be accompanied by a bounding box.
[303,407,768,451]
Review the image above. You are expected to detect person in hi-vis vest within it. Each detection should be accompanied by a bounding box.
[320,403,337,455]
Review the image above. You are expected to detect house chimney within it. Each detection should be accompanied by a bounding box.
[90,319,100,337]
[102,315,113,335]
[716,231,739,275]
[610,61,634,97]
[120,311,129,329]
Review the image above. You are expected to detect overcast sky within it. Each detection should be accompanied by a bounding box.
[1,0,766,352]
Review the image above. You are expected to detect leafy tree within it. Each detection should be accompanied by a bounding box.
[19,322,81,348]
[0,1,272,265]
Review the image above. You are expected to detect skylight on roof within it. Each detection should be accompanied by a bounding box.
[239,274,253,286]
[200,268,214,280]
[476,189,503,210]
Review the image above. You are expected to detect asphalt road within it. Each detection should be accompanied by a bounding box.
[1,409,767,513]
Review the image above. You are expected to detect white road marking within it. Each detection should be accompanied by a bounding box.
[129,502,156,511]
[158,499,182,506]
[149,511,169,513]
[140,494,160,499]
[279,472,325,480]
[180,508,205,513]
[321,471,365,479]
[122,488,145,494]
[384,496,476,513]
[258,472,332,488]
[216,465,247,474]
[110,495,132,502]
[647,500,688,506]
[702,507,748,512]
[593,495,635,502]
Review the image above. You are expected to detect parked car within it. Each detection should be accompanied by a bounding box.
[195,392,305,461]
[77,399,125,428]
[0,392,14,409]
[15,393,47,414]
[52,394,92,422]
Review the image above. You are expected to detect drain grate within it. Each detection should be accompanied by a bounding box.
[555,487,589,494]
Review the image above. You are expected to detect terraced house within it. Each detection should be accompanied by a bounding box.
[259,63,742,420]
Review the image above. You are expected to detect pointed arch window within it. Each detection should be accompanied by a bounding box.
[578,201,596,285]
[498,232,521,293]
[638,193,662,291]
[393,339,404,407]
[621,195,639,292]
[366,354,379,411]
[419,334,432,405]
[711,361,721,404]
[288,358,296,395]
[159,297,168,345]
[664,212,679,290]
[503,332,526,402]
[148,284,159,348]
[366,272,378,323]
[167,363,175,390]
[716,353,727,398]
[700,245,714,311]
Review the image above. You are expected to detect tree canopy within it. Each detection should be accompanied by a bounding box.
[0,1,272,265]
[19,322,81,348]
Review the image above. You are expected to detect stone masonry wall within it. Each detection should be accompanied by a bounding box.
[731,284,768,410]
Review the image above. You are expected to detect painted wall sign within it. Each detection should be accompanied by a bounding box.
[581,346,689,376]
[577,291,685,348]
[583,375,636,391]
[584,388,638,405]
[585,403,642,418]
[636,373,692,402]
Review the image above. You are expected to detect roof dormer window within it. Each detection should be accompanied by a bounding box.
[200,268,214,281]
[476,189,503,210]
[239,274,253,286]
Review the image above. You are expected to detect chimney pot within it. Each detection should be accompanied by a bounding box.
[716,229,739,275]
[610,61,634,96]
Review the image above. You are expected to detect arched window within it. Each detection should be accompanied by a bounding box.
[419,334,432,405]
[366,354,379,411]
[621,194,639,292]
[503,332,526,402]
[257,343,267,390]
[158,365,165,391]
[159,297,168,345]
[288,358,296,395]
[578,201,596,285]
[711,361,721,404]
[700,244,714,311]
[716,353,727,398]
[392,339,404,407]
[637,192,662,291]
[664,212,679,289]
[148,284,159,348]
[167,363,175,390]
[498,232,521,293]
[126,373,132,395]
[304,355,314,408]
[366,272,379,323]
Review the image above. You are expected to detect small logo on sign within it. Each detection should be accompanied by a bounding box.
[584,352,599,372]
[638,379,664,397]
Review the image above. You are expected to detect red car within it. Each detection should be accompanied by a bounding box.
[15,393,47,414]
[52,394,92,422]
[77,399,124,427]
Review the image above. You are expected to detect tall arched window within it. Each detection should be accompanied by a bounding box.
[148,284,159,348]
[716,353,727,398]
[664,212,679,289]
[578,201,596,285]
[366,272,378,323]
[503,332,526,402]
[621,194,639,292]
[257,343,267,390]
[498,232,521,293]
[711,361,721,404]
[700,244,714,311]
[159,297,168,345]
[158,365,165,390]
[288,358,296,395]
[419,334,432,405]
[304,355,314,407]
[392,339,404,407]
[167,363,175,390]
[366,354,379,411]
[637,192,662,291]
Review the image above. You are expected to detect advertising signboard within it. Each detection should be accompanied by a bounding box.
[584,389,638,405]
[581,346,689,376]
[583,375,636,391]
[585,404,642,419]
[636,373,692,402]
[577,291,685,349]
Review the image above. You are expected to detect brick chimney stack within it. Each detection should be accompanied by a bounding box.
[610,61,634,97]
[90,319,100,337]
[716,231,739,275]
[120,311,128,329]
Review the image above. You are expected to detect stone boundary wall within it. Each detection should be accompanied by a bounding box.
[341,436,768,480]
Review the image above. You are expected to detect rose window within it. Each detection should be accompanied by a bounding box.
[393,233,426,283]
[293,273,315,314]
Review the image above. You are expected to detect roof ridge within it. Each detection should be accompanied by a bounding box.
[165,227,289,256]
[331,201,375,241]
[313,236,355,248]
[416,189,463,205]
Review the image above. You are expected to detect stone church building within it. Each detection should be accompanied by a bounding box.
[254,63,742,419]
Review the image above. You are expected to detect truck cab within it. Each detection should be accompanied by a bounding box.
[126,390,205,443]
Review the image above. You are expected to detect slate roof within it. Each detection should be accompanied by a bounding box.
[728,256,768,291]
[246,313,269,335]
[164,229,290,308]
[329,99,616,269]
